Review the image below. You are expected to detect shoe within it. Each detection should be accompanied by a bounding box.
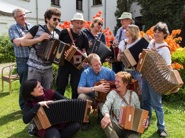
[28,120,37,136]
[157,129,168,137]
[81,122,90,131]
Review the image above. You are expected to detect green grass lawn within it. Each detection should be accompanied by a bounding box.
[0,80,185,138]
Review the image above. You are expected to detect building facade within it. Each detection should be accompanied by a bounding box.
[0,0,141,34]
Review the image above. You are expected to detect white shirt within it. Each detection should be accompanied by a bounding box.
[148,39,171,66]
[118,39,140,52]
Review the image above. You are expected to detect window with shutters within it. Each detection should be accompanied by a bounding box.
[51,0,60,6]
[76,0,83,11]
[93,0,102,5]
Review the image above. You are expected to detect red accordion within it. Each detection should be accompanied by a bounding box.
[65,45,88,70]
[94,79,139,103]
[94,80,116,103]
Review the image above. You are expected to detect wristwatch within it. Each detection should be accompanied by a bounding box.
[91,87,95,92]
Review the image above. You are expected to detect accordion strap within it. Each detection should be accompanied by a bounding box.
[118,90,132,105]
[152,41,169,50]
[111,90,132,122]
[67,28,75,46]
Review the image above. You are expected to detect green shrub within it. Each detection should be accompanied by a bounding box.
[0,33,15,63]
[172,48,185,87]
[172,48,185,67]
[163,88,185,102]
[164,48,185,101]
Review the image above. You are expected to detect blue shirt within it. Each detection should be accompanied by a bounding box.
[78,66,115,98]
[8,22,32,58]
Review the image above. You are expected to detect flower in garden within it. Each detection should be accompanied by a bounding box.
[172,62,184,70]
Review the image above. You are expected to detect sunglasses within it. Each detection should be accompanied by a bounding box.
[53,18,60,22]
[98,22,103,26]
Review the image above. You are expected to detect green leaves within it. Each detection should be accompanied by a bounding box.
[0,33,15,63]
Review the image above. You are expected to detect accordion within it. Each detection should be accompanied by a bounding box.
[119,106,148,133]
[94,79,139,103]
[94,80,116,103]
[110,43,119,63]
[34,99,92,130]
[91,39,112,62]
[65,45,88,70]
[120,36,149,68]
[36,39,70,65]
[137,49,184,95]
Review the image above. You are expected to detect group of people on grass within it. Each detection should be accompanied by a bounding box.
[9,7,173,138]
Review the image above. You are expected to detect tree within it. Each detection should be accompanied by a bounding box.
[137,0,185,32]
[180,10,185,47]
[114,0,134,35]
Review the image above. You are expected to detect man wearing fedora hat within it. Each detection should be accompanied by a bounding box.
[56,12,89,99]
[111,12,134,73]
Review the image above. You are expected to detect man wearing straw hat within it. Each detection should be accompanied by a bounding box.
[112,12,134,73]
[56,13,89,99]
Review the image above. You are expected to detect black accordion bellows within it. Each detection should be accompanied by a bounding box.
[34,99,92,130]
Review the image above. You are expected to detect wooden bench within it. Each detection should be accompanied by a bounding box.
[1,64,19,94]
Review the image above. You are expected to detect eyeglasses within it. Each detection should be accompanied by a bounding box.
[98,22,103,26]
[53,18,60,22]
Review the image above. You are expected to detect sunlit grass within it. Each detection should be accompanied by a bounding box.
[0,78,185,138]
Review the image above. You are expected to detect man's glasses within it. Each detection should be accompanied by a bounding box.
[98,22,103,26]
[53,18,60,22]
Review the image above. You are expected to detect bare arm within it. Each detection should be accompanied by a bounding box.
[78,83,110,94]
[117,49,122,61]
[78,87,94,94]
[21,32,50,46]
[13,36,25,46]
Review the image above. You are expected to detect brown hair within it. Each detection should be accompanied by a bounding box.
[115,71,132,85]
[153,22,170,39]
[44,8,61,23]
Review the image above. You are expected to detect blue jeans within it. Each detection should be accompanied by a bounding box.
[141,78,165,130]
[16,57,28,110]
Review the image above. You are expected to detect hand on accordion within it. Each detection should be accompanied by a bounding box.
[117,53,121,61]
[171,87,179,93]
[38,100,53,108]
[89,40,93,48]
[81,62,88,68]
[143,116,149,129]
[39,33,51,42]
[96,82,111,93]
[112,39,119,47]
[64,49,71,57]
